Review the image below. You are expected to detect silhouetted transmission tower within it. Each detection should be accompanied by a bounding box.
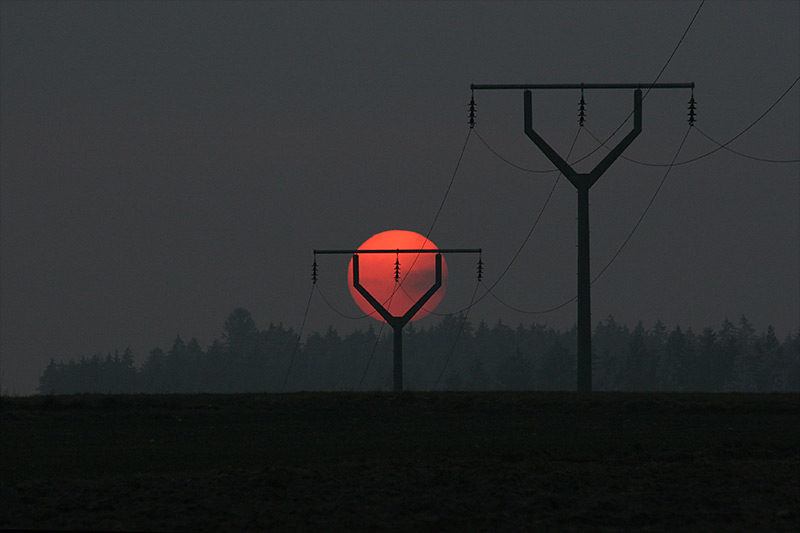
[472,82,695,392]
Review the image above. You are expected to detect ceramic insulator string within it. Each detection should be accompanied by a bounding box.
[468,92,476,129]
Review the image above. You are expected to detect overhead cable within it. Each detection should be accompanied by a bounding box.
[424,129,473,240]
[692,125,800,163]
[474,129,559,173]
[432,279,483,390]
[647,0,705,96]
[585,76,800,168]
[581,0,706,150]
[481,281,575,315]
[315,284,372,320]
[485,126,693,315]
[466,127,582,314]
[356,320,386,391]
[473,0,706,178]
[281,283,316,392]
[591,126,693,284]
[383,128,474,308]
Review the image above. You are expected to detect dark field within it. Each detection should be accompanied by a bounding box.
[1,392,798,531]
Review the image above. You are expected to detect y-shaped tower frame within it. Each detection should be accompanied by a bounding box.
[527,88,641,393]
[472,82,694,392]
[314,248,481,391]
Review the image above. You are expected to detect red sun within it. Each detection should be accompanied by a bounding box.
[347,230,448,322]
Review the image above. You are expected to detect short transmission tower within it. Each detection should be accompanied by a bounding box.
[472,82,695,392]
[314,247,482,391]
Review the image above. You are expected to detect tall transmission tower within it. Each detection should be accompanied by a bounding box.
[472,82,694,392]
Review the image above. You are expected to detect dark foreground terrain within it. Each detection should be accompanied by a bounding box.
[1,392,798,531]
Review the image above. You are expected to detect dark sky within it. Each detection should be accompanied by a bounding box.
[2,0,798,395]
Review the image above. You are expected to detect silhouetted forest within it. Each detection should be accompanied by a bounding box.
[37,308,799,394]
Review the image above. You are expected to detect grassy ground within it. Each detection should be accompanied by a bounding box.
[1,392,798,531]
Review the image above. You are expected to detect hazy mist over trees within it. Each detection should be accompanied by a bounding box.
[38,308,799,395]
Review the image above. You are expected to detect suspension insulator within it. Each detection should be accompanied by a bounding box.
[687,93,697,126]
[477,256,484,281]
[394,254,401,283]
[312,259,318,284]
[578,90,587,127]
[468,93,477,129]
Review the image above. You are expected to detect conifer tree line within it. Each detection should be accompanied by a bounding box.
[38,307,800,394]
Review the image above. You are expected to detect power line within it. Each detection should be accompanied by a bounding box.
[371,128,474,312]
[425,129,473,239]
[570,0,705,153]
[592,126,693,284]
[473,129,558,173]
[584,76,800,168]
[468,127,582,312]
[485,125,694,316]
[471,0,704,181]
[474,127,613,173]
[356,321,386,391]
[313,125,478,392]
[648,0,705,94]
[281,283,315,392]
[470,0,703,185]
[316,284,371,320]
[693,125,800,163]
[432,279,482,389]
[481,281,575,315]
[355,268,400,390]
[400,282,460,317]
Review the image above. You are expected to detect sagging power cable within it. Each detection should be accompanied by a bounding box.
[584,76,800,168]
[484,125,693,315]
[281,283,316,392]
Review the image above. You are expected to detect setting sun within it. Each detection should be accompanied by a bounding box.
[347,230,448,321]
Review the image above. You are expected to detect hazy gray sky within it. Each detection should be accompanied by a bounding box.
[2,0,798,394]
